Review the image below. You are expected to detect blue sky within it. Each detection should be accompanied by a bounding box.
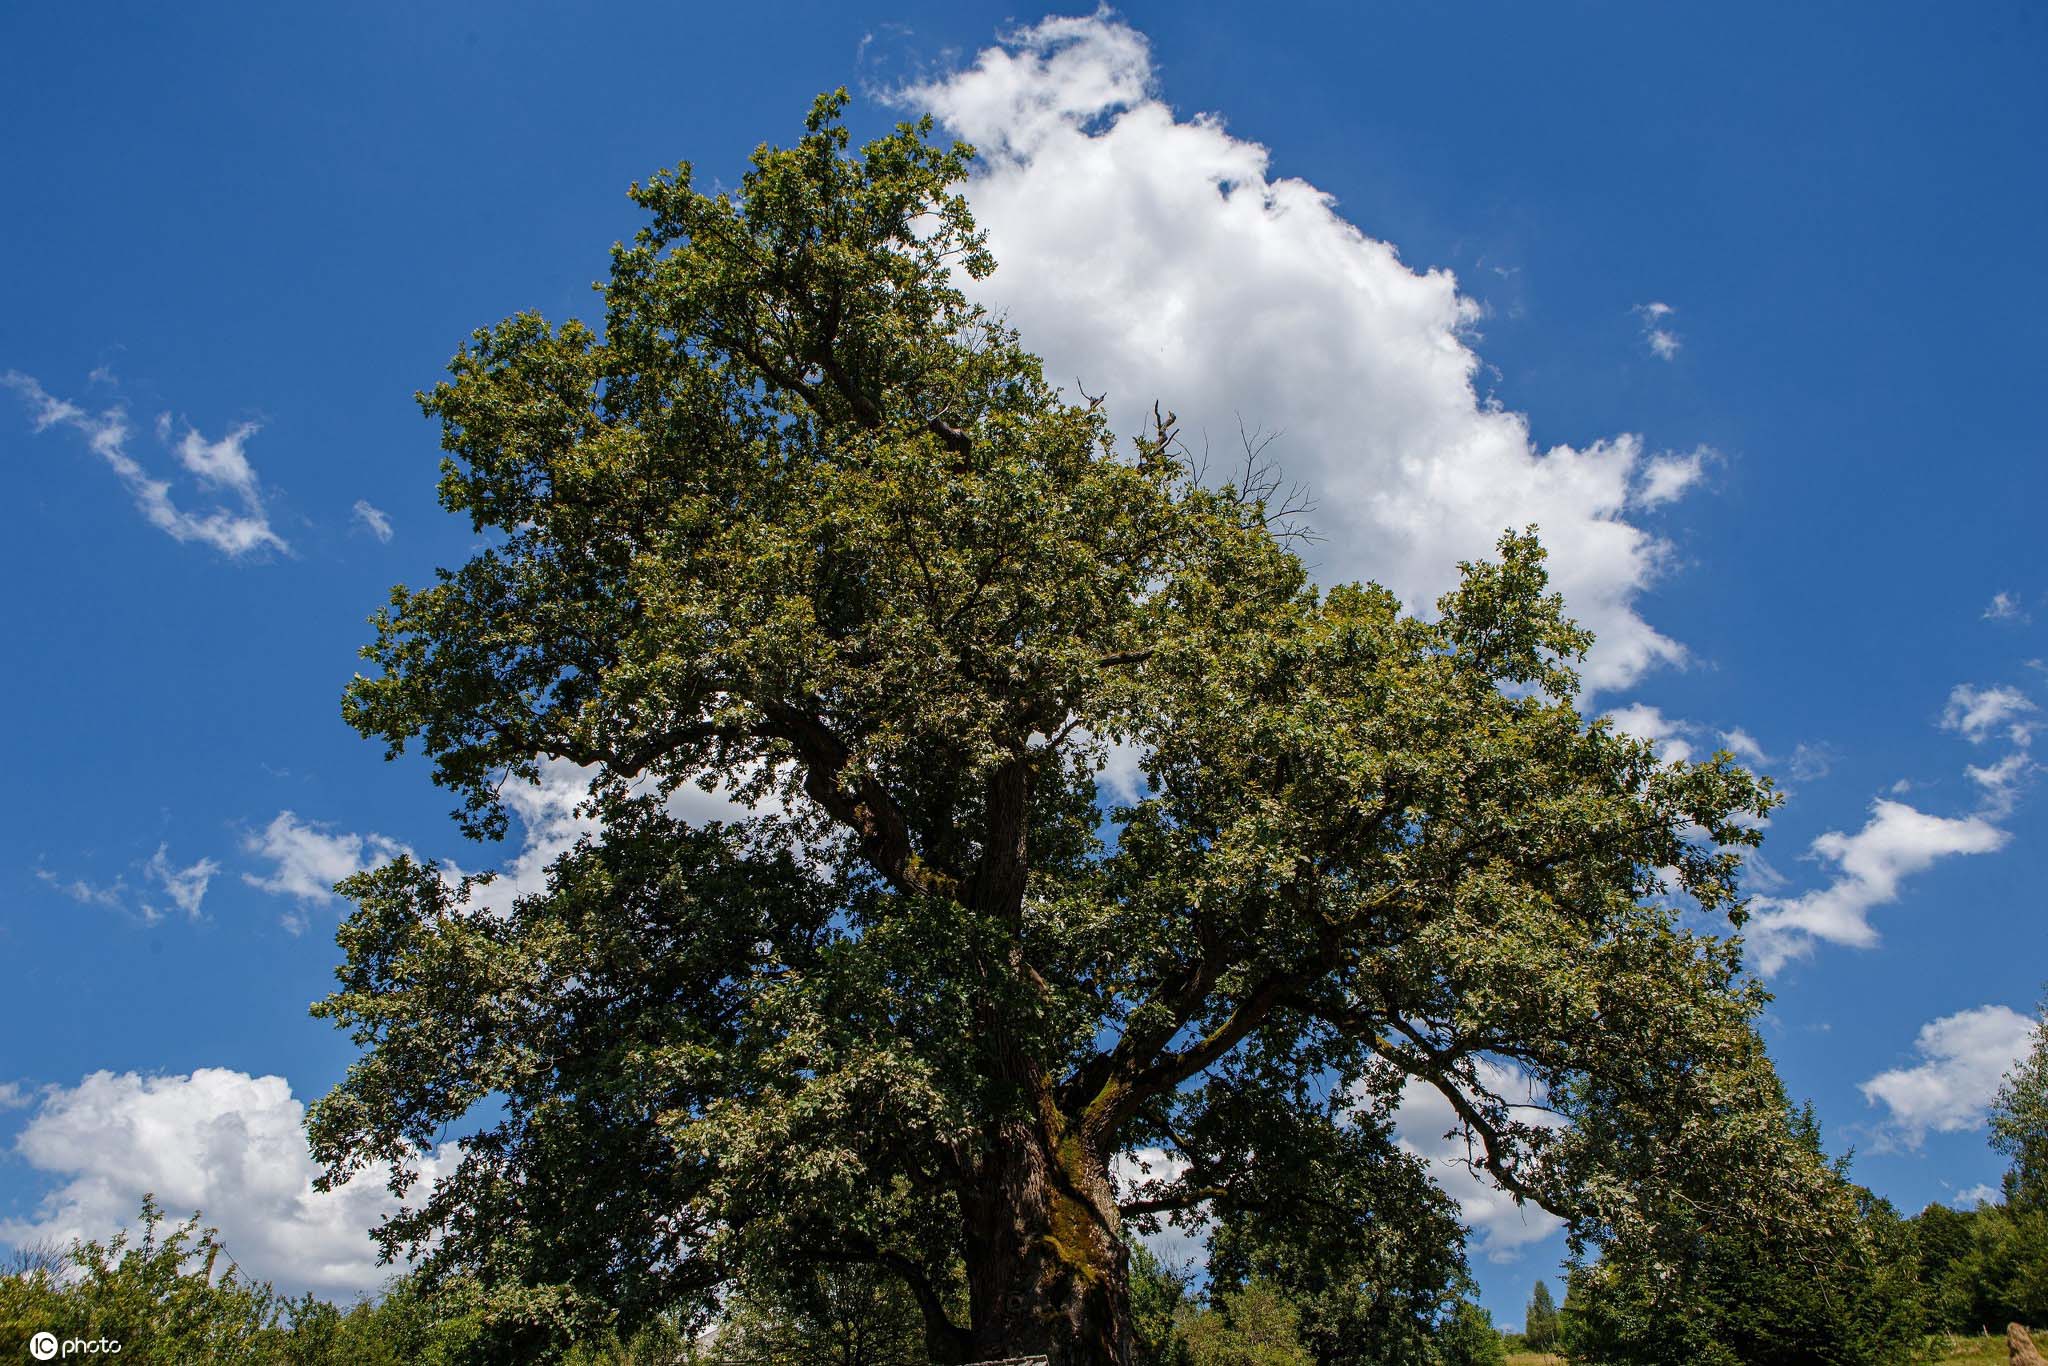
[2,0,2043,1328]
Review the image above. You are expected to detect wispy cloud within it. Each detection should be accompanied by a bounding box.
[34,868,127,909]
[1984,591,2028,623]
[37,843,218,925]
[5,371,287,557]
[351,499,393,543]
[1754,675,2039,969]
[1633,301,1682,360]
[141,843,219,923]
[1942,683,2038,746]
[1719,728,1770,767]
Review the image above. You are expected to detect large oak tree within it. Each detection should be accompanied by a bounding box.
[310,94,1789,1364]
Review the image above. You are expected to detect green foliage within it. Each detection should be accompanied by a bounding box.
[1993,991,2048,1212]
[1177,1278,1315,1366]
[1523,1281,1559,1351]
[0,1198,495,1365]
[1437,1299,1509,1366]
[707,1263,929,1364]
[1130,1242,1199,1366]
[313,87,1787,1360]
[1559,1108,1924,1365]
[1201,1093,1473,1365]
[0,1196,702,1366]
[1911,1200,2048,1336]
[0,1196,291,1363]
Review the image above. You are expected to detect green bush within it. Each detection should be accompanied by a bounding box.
[1436,1299,1508,1366]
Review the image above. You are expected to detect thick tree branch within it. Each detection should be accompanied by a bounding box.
[760,700,967,902]
[1116,1186,1228,1218]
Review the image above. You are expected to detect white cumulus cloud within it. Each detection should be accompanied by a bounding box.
[1860,1005,2035,1148]
[904,15,1701,692]
[1951,1183,2001,1208]
[6,372,287,557]
[0,1068,459,1296]
[1111,1144,1209,1270]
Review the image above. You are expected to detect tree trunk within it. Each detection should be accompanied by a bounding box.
[960,1114,1131,1365]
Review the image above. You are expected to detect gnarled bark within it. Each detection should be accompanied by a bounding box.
[960,1114,1131,1365]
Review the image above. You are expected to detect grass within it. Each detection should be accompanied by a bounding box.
[1925,1332,2011,1363]
[1505,1338,2021,1364]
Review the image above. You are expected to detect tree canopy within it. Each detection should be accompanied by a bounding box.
[309,91,1789,1364]
[1525,1281,1559,1351]
[1994,993,2048,1212]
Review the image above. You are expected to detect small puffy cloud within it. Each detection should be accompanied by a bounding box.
[1984,591,2028,623]
[240,760,697,927]
[1951,1183,2001,1208]
[1633,302,1681,360]
[6,372,287,557]
[1719,728,1770,767]
[1748,799,2010,972]
[351,499,394,543]
[1633,447,1709,509]
[1604,702,1696,763]
[1860,1005,2035,1148]
[0,1083,31,1111]
[0,1068,459,1295]
[1942,684,2038,746]
[242,813,409,932]
[1395,1065,1564,1263]
[141,844,219,924]
[905,15,1698,692]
